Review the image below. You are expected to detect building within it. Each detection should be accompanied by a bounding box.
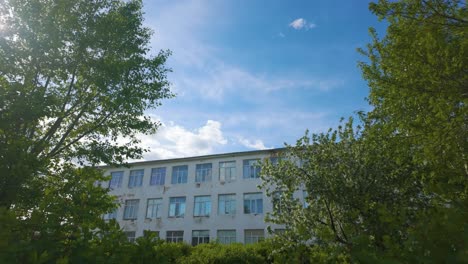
[100,148,305,245]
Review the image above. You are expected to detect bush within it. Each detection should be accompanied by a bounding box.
[179,243,265,264]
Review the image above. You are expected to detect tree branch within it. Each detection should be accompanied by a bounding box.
[324,199,347,245]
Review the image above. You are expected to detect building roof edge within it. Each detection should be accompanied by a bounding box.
[98,147,287,169]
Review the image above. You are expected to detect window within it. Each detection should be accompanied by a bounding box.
[193,196,211,217]
[146,198,162,218]
[243,193,263,214]
[243,159,261,179]
[218,194,236,215]
[171,165,188,184]
[166,231,184,243]
[192,230,210,246]
[244,229,264,244]
[195,163,212,182]
[128,169,144,188]
[303,190,309,208]
[150,167,166,186]
[124,231,136,243]
[219,161,236,182]
[217,230,236,244]
[109,171,123,189]
[169,197,186,217]
[123,199,139,220]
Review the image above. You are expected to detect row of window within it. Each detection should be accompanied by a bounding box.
[104,193,265,220]
[108,159,262,189]
[125,229,267,245]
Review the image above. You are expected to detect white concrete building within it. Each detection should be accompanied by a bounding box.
[100,148,304,245]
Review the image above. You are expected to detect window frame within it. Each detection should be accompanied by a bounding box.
[192,230,210,246]
[195,163,212,183]
[243,159,261,179]
[128,169,144,188]
[171,165,188,184]
[146,198,163,219]
[218,194,236,215]
[150,167,166,186]
[243,193,263,214]
[123,199,139,220]
[166,231,184,243]
[219,161,236,182]
[109,171,123,189]
[193,195,211,217]
[168,197,186,218]
[244,229,264,244]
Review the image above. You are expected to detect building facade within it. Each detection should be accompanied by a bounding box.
[101,148,305,245]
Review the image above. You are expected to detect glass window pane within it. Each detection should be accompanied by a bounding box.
[109,171,123,189]
[243,159,260,179]
[243,193,262,214]
[172,165,188,184]
[129,169,144,188]
[150,167,166,185]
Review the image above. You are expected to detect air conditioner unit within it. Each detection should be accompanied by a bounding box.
[196,183,201,188]
[220,181,225,185]
[194,217,202,223]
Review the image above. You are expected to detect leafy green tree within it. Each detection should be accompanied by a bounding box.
[0,0,172,262]
[0,0,172,208]
[361,0,467,207]
[262,0,467,262]
[0,165,128,263]
[360,0,467,262]
[262,118,426,262]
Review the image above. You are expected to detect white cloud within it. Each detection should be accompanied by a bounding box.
[278,32,285,38]
[173,65,343,101]
[136,119,227,160]
[238,137,270,150]
[289,18,316,30]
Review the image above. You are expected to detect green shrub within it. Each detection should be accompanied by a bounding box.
[179,243,266,264]
[155,242,192,264]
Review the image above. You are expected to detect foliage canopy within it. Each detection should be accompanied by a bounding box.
[261,0,467,262]
[0,0,172,208]
[0,0,172,262]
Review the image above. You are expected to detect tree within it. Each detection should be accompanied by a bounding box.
[0,165,129,263]
[361,0,467,206]
[262,118,428,262]
[0,0,172,208]
[360,0,467,261]
[262,0,467,262]
[0,0,172,262]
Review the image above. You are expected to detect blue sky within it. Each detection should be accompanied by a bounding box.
[136,0,387,160]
